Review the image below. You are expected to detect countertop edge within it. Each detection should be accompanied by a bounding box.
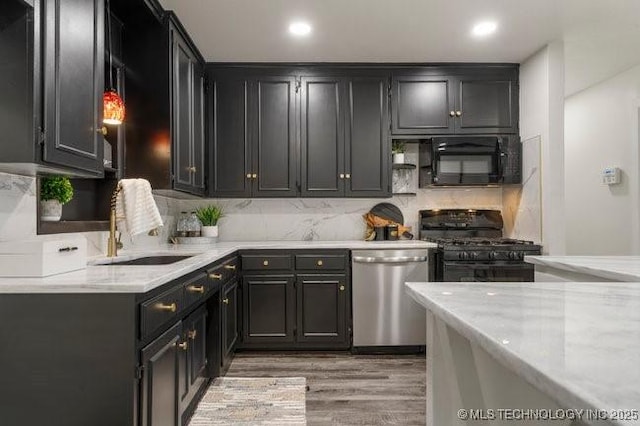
[404,282,625,426]
[525,256,640,282]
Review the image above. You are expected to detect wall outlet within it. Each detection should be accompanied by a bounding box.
[601,167,621,185]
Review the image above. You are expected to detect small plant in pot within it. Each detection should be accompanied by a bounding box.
[392,141,406,164]
[195,205,223,238]
[40,176,74,222]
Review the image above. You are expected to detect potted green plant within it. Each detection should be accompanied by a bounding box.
[392,141,406,164]
[40,176,74,222]
[195,205,223,238]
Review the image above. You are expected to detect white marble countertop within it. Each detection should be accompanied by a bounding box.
[526,255,640,282]
[0,239,435,294]
[406,281,640,426]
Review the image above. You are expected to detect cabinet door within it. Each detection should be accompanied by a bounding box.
[171,30,195,192]
[210,76,251,197]
[191,64,206,194]
[300,77,345,197]
[251,76,297,197]
[241,275,296,345]
[42,0,104,175]
[296,274,348,345]
[140,322,181,426]
[221,280,238,371]
[454,75,518,134]
[391,75,455,135]
[345,76,390,197]
[180,306,207,414]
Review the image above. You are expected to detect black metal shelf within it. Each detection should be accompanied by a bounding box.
[392,192,416,196]
[392,163,417,170]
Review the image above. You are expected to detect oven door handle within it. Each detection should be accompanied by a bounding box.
[353,256,428,264]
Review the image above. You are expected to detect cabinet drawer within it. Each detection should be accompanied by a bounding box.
[183,272,210,308]
[207,257,239,285]
[295,254,347,271]
[241,254,293,271]
[141,286,184,338]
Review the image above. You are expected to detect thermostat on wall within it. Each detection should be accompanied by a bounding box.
[602,167,621,185]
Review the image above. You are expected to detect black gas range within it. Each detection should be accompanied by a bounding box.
[420,209,542,282]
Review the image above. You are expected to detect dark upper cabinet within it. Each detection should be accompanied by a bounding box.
[221,279,239,372]
[241,274,296,345]
[300,76,345,197]
[209,75,251,197]
[140,321,181,426]
[169,17,205,196]
[345,76,390,197]
[296,274,349,345]
[42,0,104,175]
[454,75,518,134]
[209,72,296,198]
[391,66,519,136]
[251,76,297,197]
[391,75,455,135]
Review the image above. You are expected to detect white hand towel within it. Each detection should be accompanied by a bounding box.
[115,179,164,237]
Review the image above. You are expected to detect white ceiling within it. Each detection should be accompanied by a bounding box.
[159,0,640,94]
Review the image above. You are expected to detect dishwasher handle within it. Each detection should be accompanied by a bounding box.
[352,255,428,264]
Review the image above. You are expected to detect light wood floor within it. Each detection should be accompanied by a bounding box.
[226,352,426,425]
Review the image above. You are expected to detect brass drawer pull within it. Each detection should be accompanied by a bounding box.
[317,260,323,266]
[188,285,205,294]
[157,302,177,313]
[188,330,197,340]
[209,273,223,280]
[246,173,252,179]
[222,298,230,304]
[263,260,269,266]
[177,341,188,351]
[339,285,345,291]
[224,264,236,271]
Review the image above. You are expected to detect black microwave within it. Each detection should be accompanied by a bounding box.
[427,136,521,185]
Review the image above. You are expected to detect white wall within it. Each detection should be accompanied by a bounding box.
[509,42,565,255]
[564,65,640,255]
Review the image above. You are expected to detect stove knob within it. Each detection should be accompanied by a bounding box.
[509,251,520,260]
[488,251,497,260]
[458,252,469,260]
[469,252,479,260]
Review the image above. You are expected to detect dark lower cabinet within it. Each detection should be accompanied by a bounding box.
[241,274,296,346]
[296,274,349,346]
[221,279,239,371]
[141,322,182,426]
[180,306,208,417]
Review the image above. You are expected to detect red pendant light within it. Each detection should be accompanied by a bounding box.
[103,90,125,125]
[103,0,124,126]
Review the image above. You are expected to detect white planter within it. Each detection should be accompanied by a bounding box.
[41,200,62,222]
[201,225,219,238]
[392,153,405,164]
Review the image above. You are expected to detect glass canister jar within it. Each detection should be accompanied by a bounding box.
[188,211,201,237]
[176,212,188,237]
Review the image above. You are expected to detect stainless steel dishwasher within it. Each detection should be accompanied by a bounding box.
[352,248,428,350]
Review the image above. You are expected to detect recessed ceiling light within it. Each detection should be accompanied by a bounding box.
[289,21,312,37]
[472,21,497,37]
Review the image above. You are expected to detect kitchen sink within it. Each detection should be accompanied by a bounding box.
[100,255,194,266]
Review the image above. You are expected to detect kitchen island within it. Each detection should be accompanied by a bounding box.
[526,255,640,282]
[405,281,640,426]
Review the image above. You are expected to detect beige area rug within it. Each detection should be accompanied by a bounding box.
[189,377,307,425]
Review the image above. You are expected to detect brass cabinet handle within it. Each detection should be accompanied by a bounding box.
[263,260,269,266]
[209,273,223,280]
[449,111,456,117]
[339,285,345,291]
[188,285,205,294]
[345,174,351,179]
[455,110,462,117]
[157,302,177,313]
[252,173,257,179]
[97,126,107,136]
[317,260,323,266]
[222,298,230,304]
[187,166,197,173]
[177,341,188,351]
[224,264,236,271]
[246,173,252,179]
[188,329,197,340]
[339,173,345,179]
